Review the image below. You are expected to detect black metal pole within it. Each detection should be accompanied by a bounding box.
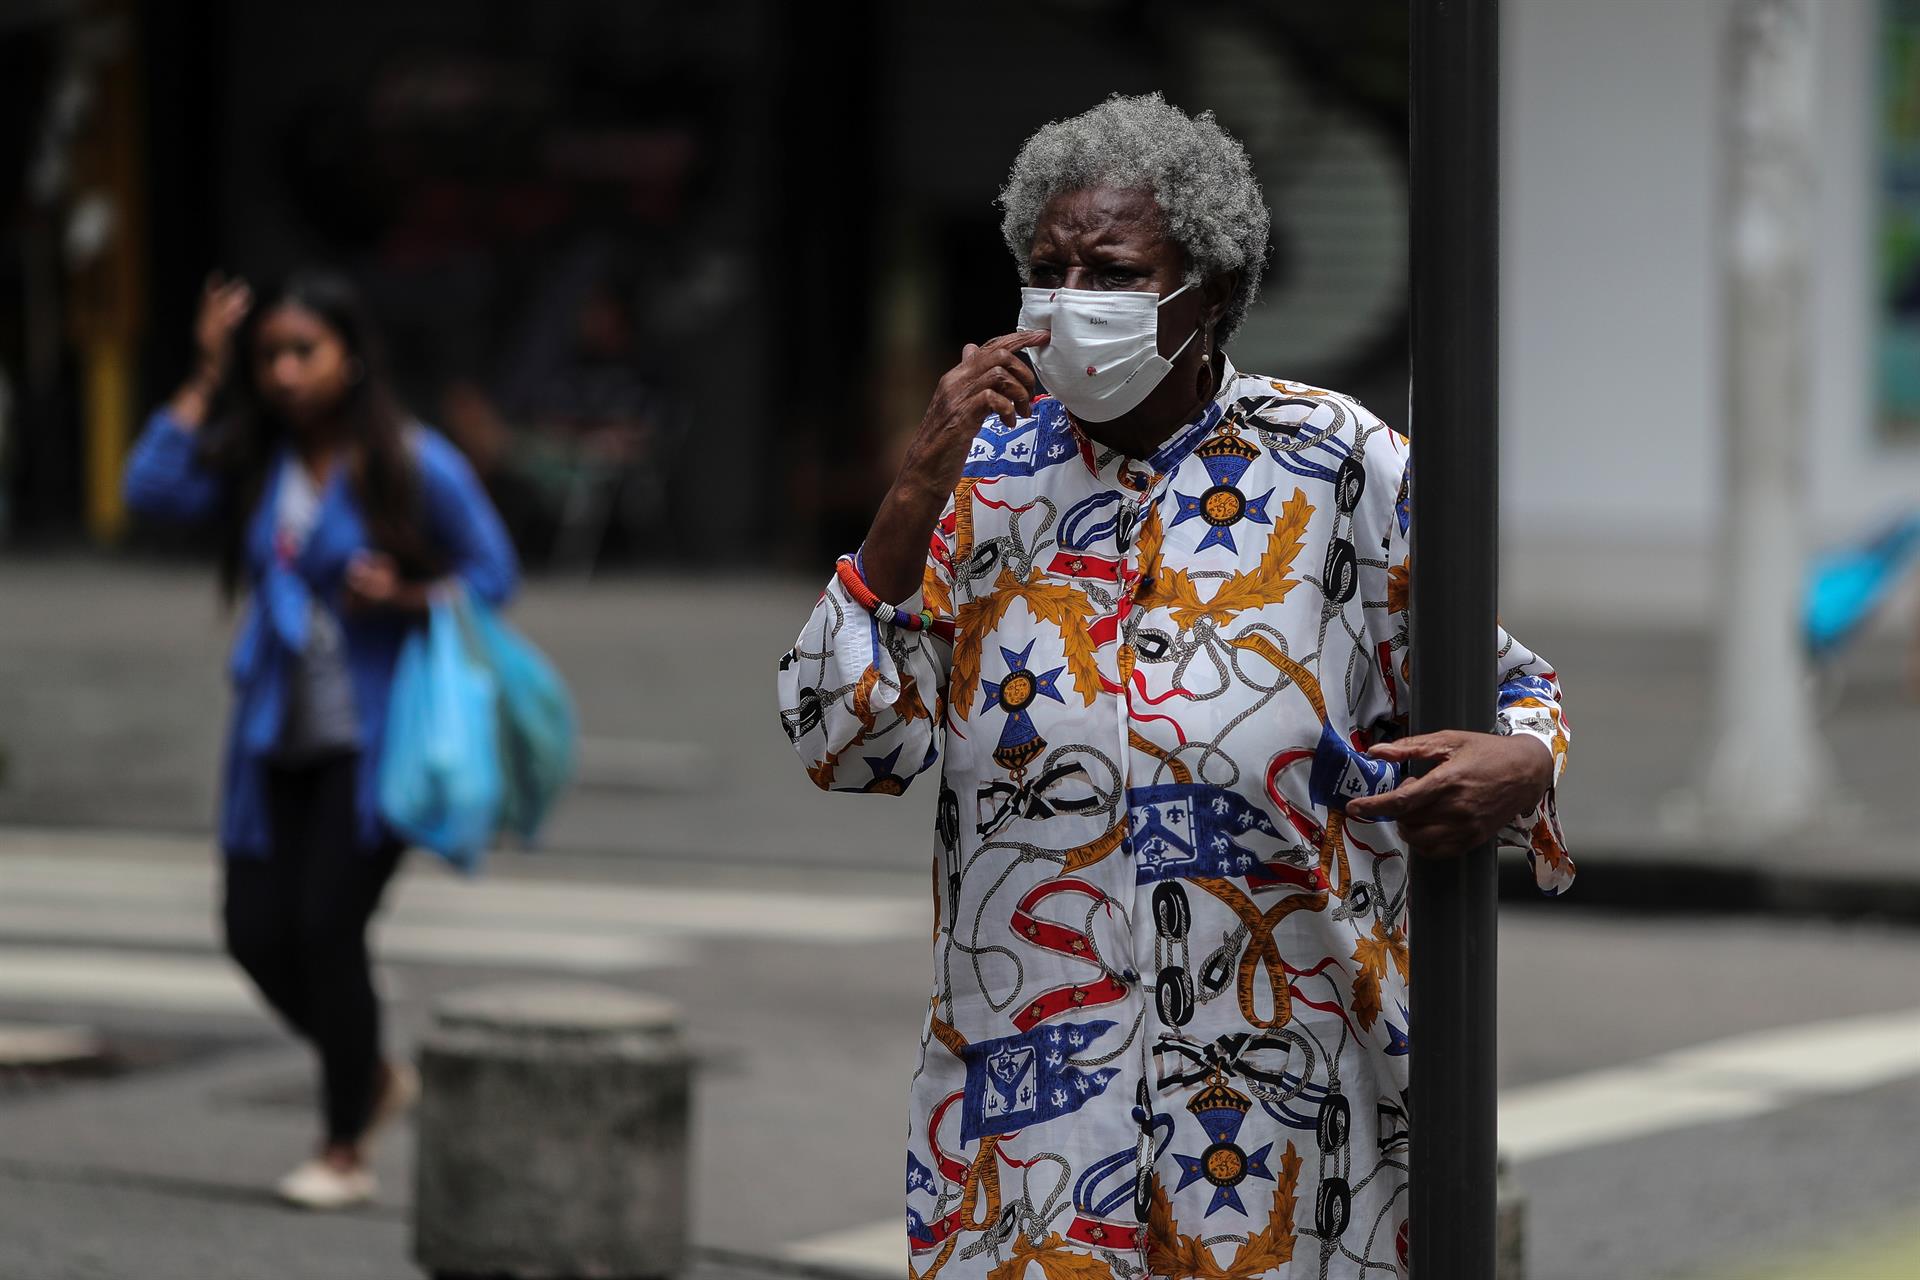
[1409,0,1501,1275]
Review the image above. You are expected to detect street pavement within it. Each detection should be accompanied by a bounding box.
[4,556,1920,1278]
[0,826,932,1279]
[7,828,1920,1278]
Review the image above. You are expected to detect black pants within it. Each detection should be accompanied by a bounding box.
[223,752,403,1146]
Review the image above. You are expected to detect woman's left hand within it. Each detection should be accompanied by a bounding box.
[343,551,431,614]
[1343,731,1554,857]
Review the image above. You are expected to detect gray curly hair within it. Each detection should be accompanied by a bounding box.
[998,92,1272,346]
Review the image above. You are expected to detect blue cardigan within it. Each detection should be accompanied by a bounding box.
[123,409,520,858]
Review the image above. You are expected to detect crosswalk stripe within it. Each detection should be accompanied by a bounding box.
[1497,1006,1920,1162]
[0,1023,105,1067]
[0,948,258,1014]
[0,833,926,1013]
[784,1219,904,1277]
[0,853,927,946]
[373,920,681,971]
[0,903,682,974]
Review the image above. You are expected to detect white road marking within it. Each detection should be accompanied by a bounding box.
[0,903,683,973]
[784,1218,906,1276]
[0,855,929,948]
[391,876,925,944]
[1498,1006,1920,1161]
[0,842,916,1013]
[789,1008,1920,1274]
[0,948,258,1014]
[371,920,682,971]
[0,1022,105,1066]
[1497,1074,1775,1163]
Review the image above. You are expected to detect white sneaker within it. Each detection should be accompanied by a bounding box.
[276,1158,377,1210]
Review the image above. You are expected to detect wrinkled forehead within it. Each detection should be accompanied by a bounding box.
[1028,186,1171,255]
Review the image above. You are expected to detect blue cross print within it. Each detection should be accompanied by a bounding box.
[1171,424,1276,555]
[1172,1080,1277,1218]
[983,640,1068,773]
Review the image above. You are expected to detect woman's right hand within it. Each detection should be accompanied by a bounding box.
[902,331,1048,493]
[194,272,251,374]
[857,331,1048,603]
[169,272,251,428]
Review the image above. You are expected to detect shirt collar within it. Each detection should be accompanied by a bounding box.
[1070,354,1244,489]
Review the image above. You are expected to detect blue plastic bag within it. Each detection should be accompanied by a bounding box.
[378,598,504,871]
[457,593,577,842]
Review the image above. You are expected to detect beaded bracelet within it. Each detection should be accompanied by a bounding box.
[836,553,938,632]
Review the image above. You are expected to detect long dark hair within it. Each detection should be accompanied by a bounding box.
[198,269,440,598]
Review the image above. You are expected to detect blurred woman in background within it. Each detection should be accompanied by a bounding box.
[123,269,517,1209]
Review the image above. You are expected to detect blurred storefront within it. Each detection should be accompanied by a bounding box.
[1500,0,1920,621]
[10,0,1915,593]
[0,0,1411,569]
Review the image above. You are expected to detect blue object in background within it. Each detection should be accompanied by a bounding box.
[459,593,578,842]
[379,599,504,872]
[1804,513,1920,657]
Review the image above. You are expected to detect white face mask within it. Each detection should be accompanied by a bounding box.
[1017,282,1197,423]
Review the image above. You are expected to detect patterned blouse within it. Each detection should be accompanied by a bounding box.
[778,359,1572,1280]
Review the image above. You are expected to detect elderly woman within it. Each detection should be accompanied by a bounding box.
[777,94,1571,1280]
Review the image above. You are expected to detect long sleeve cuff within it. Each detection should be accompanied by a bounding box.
[1495,727,1574,896]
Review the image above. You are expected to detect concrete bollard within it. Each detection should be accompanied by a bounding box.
[413,983,693,1280]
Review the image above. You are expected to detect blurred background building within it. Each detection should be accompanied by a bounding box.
[1504,0,1920,624]
[2,0,1915,606]
[0,0,1411,571]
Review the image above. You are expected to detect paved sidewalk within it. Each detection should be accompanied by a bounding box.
[14,826,1920,1279]
[0,555,940,874]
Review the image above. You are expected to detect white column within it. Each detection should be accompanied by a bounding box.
[1699,0,1832,838]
